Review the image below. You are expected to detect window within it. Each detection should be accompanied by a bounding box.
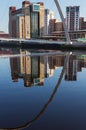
[30,12,39,38]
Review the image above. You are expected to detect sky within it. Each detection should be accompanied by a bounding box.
[0,0,86,33]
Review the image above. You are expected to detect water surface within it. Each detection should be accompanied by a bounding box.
[0,48,86,130]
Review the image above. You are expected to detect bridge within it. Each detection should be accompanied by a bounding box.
[1,37,86,51]
[0,0,71,45]
[0,1,85,129]
[0,0,86,50]
[0,0,85,50]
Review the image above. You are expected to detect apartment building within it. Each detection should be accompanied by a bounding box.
[66,6,80,31]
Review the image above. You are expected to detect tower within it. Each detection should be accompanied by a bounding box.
[66,6,80,31]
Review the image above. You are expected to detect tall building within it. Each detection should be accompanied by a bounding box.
[9,1,44,39]
[66,6,80,31]
[44,9,54,35]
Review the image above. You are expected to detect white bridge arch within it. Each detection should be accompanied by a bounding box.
[54,0,70,44]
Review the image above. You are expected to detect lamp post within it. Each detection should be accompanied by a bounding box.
[54,0,70,44]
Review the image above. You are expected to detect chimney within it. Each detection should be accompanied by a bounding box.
[37,2,44,6]
[9,6,16,12]
[22,0,30,7]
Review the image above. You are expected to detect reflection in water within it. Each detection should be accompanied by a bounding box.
[0,48,86,129]
[9,49,86,87]
[10,50,46,87]
[0,50,69,130]
[0,65,65,130]
[10,49,58,87]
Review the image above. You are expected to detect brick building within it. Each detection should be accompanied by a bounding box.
[9,0,44,39]
[79,17,86,30]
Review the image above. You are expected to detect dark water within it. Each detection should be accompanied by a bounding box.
[0,48,86,130]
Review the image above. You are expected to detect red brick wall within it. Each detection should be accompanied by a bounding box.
[0,33,9,38]
[12,20,16,37]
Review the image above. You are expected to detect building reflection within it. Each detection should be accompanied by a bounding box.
[10,49,58,87]
[9,50,86,87]
[10,50,44,87]
[65,55,77,81]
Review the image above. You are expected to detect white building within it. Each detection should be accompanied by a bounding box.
[44,9,54,35]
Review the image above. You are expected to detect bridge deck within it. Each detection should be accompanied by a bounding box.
[0,38,86,50]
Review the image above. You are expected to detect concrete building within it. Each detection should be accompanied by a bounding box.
[0,31,9,38]
[44,9,54,35]
[66,6,80,31]
[9,1,44,39]
[51,30,86,41]
[49,19,56,34]
[55,21,63,32]
[47,18,63,34]
[79,17,86,30]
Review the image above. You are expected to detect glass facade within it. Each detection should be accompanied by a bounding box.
[30,12,39,38]
[32,4,40,12]
[31,57,39,77]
